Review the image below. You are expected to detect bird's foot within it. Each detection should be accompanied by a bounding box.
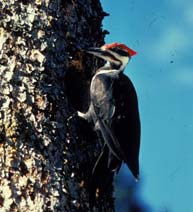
[77,111,86,119]
[67,112,78,125]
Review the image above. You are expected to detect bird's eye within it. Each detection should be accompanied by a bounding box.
[112,48,129,57]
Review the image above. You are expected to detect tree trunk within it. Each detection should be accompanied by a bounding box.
[0,0,113,211]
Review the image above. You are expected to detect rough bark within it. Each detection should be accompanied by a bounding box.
[0,0,113,211]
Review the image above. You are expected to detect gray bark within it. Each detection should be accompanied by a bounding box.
[0,0,113,211]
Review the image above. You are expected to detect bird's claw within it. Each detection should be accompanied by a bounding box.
[67,112,77,124]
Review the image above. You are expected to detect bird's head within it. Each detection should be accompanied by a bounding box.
[84,42,137,70]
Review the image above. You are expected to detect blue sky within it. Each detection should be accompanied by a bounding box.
[101,1,193,211]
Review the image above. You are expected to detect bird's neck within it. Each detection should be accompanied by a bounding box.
[96,62,124,78]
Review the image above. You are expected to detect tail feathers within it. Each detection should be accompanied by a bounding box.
[98,118,122,160]
[100,119,140,180]
[108,151,122,173]
[89,145,113,206]
[127,160,139,180]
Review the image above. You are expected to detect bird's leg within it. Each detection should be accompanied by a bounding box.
[77,110,92,122]
[77,111,87,119]
[67,112,78,124]
[67,110,92,124]
[77,103,94,122]
[67,103,93,125]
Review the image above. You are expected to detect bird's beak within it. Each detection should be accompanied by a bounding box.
[83,47,121,65]
[83,47,106,59]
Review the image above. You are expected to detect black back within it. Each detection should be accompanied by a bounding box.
[111,73,140,177]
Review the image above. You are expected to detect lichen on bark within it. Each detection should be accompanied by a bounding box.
[0,0,113,211]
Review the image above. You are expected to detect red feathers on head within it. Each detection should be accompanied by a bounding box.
[102,42,137,57]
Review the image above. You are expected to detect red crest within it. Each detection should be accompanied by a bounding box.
[102,42,137,57]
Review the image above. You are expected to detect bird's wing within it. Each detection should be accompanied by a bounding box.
[91,74,140,178]
[91,74,141,178]
[111,74,141,178]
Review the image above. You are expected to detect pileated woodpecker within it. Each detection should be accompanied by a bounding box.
[76,43,140,201]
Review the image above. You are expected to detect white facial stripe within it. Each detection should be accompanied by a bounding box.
[107,49,129,69]
[97,69,122,77]
[103,49,121,65]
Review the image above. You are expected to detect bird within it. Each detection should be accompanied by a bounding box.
[76,42,140,201]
